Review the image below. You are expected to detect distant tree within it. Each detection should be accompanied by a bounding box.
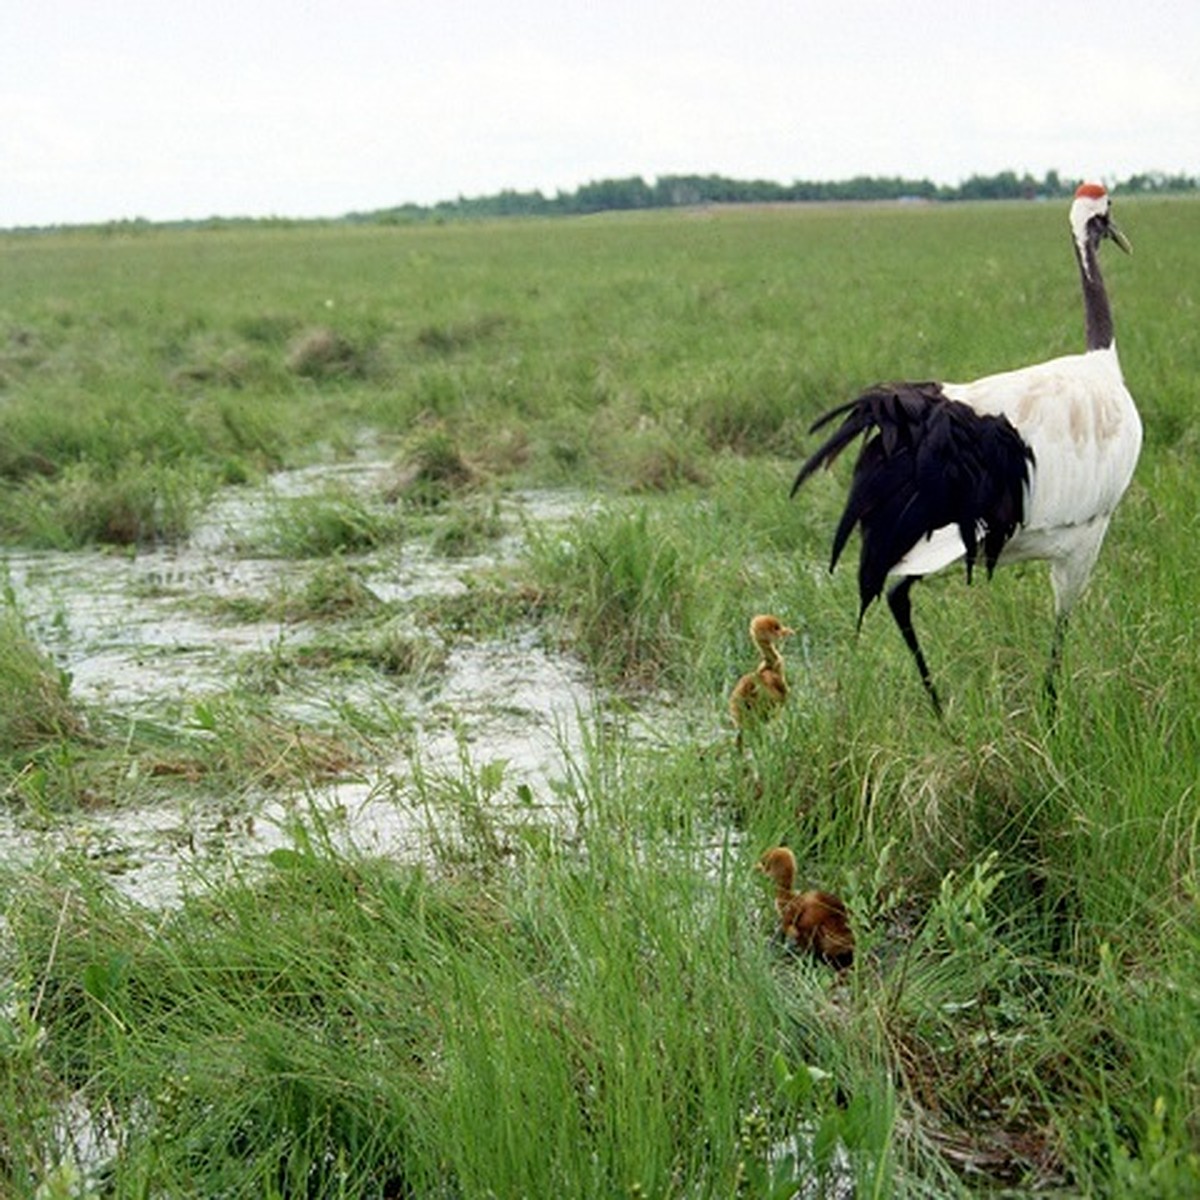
[1125,171,1198,194]
[572,176,654,213]
[360,168,1198,225]
[10,165,1200,235]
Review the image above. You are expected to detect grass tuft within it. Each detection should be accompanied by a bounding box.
[285,325,369,379]
[256,490,403,558]
[526,505,695,688]
[0,603,86,753]
[414,311,510,355]
[386,427,476,508]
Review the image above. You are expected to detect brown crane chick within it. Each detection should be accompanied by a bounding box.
[730,615,794,742]
[757,846,854,969]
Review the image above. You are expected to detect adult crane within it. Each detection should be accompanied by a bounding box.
[791,183,1141,715]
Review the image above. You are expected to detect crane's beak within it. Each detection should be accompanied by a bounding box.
[1106,218,1132,255]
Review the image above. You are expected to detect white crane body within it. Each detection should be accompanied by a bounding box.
[791,184,1140,712]
[898,344,1142,610]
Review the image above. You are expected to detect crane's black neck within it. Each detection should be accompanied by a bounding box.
[1075,234,1115,351]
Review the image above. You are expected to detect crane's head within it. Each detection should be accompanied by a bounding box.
[749,614,794,647]
[1070,182,1132,257]
[757,846,798,890]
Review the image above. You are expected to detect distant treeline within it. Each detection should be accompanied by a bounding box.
[353,168,1198,225]
[10,169,1199,235]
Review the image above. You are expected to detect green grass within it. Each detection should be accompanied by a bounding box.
[1,197,1199,1195]
[252,491,404,560]
[0,599,86,753]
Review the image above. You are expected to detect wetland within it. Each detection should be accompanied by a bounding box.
[1,197,1198,1195]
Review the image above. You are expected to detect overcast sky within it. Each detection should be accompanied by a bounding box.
[4,0,1198,227]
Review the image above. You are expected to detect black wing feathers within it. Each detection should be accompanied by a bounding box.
[792,383,1033,617]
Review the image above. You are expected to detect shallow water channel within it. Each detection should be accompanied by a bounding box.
[1,459,623,905]
[2,462,866,1199]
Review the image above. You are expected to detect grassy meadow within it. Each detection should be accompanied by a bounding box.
[1,196,1199,1196]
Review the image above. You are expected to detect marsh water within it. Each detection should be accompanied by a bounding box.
[0,458,631,905]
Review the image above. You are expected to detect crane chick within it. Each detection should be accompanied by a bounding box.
[729,614,794,743]
[757,846,854,969]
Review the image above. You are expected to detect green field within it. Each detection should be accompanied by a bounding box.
[1,197,1198,1196]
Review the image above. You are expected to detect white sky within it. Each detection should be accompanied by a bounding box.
[3,0,1198,227]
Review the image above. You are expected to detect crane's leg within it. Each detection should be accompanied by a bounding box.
[886,577,942,717]
[1044,613,1068,721]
